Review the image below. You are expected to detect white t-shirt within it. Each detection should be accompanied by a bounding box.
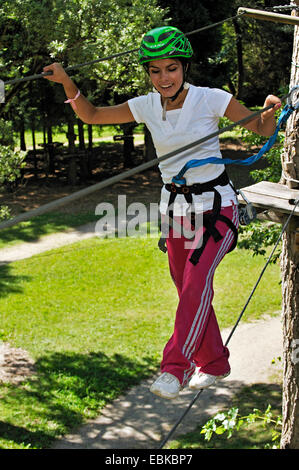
[128,84,237,214]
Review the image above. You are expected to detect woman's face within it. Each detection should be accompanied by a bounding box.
[148,58,183,99]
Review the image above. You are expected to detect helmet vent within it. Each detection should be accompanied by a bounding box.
[144,35,155,43]
[158,32,172,42]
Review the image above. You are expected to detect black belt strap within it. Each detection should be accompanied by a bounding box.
[189,213,238,266]
[164,170,230,195]
[160,170,238,264]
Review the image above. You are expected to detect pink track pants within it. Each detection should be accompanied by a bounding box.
[161,204,239,386]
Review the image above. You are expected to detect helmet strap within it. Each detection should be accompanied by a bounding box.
[169,81,185,102]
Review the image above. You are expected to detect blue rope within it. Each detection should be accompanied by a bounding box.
[172,103,297,186]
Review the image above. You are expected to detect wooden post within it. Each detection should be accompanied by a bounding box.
[280,0,299,449]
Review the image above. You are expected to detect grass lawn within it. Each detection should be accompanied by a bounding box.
[0,235,281,449]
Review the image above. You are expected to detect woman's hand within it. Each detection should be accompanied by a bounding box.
[41,62,135,125]
[42,63,70,85]
[261,94,282,123]
[225,94,282,137]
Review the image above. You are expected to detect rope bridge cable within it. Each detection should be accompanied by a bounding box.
[0,88,296,231]
[1,12,245,88]
[157,197,299,450]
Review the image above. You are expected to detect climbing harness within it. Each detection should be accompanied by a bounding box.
[158,195,299,449]
[158,86,299,262]
[159,170,239,265]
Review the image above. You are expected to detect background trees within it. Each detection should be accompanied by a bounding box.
[0,0,165,149]
[1,0,294,145]
[158,0,293,103]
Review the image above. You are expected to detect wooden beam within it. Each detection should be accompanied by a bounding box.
[237,181,299,218]
[238,7,299,26]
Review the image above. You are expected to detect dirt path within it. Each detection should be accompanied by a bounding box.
[52,315,282,449]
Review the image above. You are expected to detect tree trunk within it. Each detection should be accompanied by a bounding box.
[67,117,76,152]
[122,123,135,168]
[19,121,26,151]
[87,125,93,175]
[280,1,299,449]
[77,119,86,151]
[31,119,38,179]
[88,124,93,150]
[67,116,77,185]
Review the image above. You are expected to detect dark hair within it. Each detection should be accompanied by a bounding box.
[143,57,191,77]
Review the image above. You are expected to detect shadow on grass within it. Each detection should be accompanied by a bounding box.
[0,264,31,298]
[0,212,98,247]
[0,350,158,449]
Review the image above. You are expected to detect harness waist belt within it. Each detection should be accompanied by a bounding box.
[164,170,229,195]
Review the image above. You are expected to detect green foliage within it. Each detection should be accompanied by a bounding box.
[1,0,166,105]
[241,123,284,184]
[0,119,26,220]
[200,405,282,449]
[238,220,281,263]
[220,0,293,104]
[0,145,25,186]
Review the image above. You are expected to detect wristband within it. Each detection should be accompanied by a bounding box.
[64,90,80,110]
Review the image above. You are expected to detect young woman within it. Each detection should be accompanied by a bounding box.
[43,26,281,400]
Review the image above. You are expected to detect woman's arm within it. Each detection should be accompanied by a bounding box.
[43,63,135,125]
[224,95,282,137]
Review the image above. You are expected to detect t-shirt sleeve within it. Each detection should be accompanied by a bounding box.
[205,88,233,118]
[127,95,148,123]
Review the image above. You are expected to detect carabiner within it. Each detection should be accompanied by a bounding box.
[287,85,299,110]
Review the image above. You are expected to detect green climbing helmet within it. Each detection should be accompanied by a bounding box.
[138,26,193,65]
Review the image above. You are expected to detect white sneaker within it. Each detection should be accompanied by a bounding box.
[189,369,230,390]
[150,372,182,399]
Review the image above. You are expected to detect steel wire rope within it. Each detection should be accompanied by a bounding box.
[157,197,299,450]
[2,12,245,87]
[0,90,292,231]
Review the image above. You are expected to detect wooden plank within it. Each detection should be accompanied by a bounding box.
[237,181,299,216]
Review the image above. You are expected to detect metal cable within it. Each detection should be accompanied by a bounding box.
[0,92,289,231]
[158,198,299,449]
[2,13,245,87]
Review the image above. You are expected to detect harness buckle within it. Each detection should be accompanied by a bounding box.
[171,183,177,193]
[182,186,190,194]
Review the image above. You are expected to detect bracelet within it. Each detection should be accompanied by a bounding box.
[64,90,80,110]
